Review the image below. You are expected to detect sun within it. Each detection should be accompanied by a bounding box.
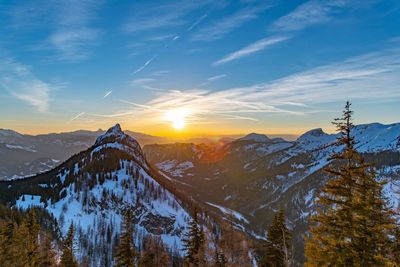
[163,109,190,130]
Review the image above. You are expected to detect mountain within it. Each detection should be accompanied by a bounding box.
[143,122,400,263]
[0,128,165,180]
[238,133,271,143]
[0,124,193,266]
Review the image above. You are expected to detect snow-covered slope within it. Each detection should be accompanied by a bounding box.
[0,124,192,266]
[144,122,400,263]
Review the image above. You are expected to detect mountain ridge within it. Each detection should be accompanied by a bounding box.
[0,124,197,266]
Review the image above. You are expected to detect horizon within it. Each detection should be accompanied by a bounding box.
[1,1,400,137]
[2,119,399,143]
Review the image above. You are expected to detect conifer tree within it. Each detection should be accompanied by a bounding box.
[61,223,78,267]
[262,209,292,267]
[114,208,136,267]
[26,209,40,267]
[182,209,205,266]
[305,102,397,266]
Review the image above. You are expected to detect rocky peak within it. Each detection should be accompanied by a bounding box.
[93,124,143,160]
[95,124,128,145]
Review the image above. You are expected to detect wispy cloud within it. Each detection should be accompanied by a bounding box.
[108,48,400,125]
[103,90,112,98]
[271,0,350,32]
[131,78,156,86]
[148,34,175,41]
[134,56,156,74]
[9,0,102,62]
[213,36,289,65]
[0,58,52,112]
[191,5,270,42]
[70,112,85,121]
[151,70,171,76]
[199,74,227,86]
[187,14,208,31]
[49,28,100,61]
[124,1,217,33]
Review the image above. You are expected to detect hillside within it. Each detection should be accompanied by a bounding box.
[143,122,400,262]
[0,124,194,266]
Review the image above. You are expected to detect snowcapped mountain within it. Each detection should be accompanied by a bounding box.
[0,124,192,266]
[0,128,165,180]
[143,122,400,263]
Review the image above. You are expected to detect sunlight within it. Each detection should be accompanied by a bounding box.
[163,109,191,130]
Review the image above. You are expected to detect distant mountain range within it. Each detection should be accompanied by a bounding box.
[143,122,400,262]
[0,128,296,180]
[0,128,167,180]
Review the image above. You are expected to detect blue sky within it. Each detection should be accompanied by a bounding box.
[0,0,399,136]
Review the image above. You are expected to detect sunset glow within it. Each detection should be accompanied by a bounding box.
[163,109,191,130]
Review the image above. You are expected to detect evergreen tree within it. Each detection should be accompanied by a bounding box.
[305,102,397,266]
[26,209,40,267]
[182,210,205,266]
[61,223,78,267]
[262,209,292,267]
[114,208,136,267]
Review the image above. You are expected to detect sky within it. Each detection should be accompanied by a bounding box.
[0,0,400,137]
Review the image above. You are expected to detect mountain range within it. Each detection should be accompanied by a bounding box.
[1,122,399,264]
[143,122,400,262]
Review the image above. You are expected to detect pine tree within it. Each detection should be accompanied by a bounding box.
[182,210,205,266]
[114,208,136,267]
[305,102,397,266]
[61,223,78,267]
[26,209,40,267]
[262,209,292,267]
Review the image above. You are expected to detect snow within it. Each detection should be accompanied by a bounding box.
[5,144,37,152]
[16,194,44,209]
[304,189,315,206]
[352,123,400,152]
[94,124,123,145]
[296,128,336,151]
[155,160,194,177]
[15,161,192,253]
[224,195,232,201]
[206,202,249,224]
